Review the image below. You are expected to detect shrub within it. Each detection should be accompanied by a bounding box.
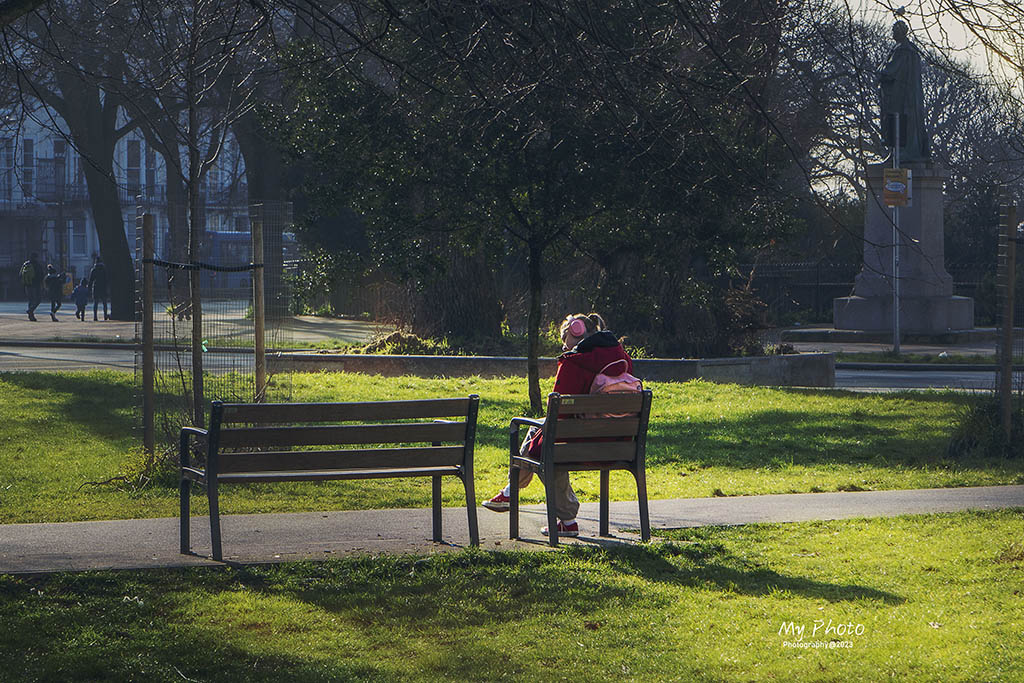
[947,395,1024,459]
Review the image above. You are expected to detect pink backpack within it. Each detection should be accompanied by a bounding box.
[589,359,643,417]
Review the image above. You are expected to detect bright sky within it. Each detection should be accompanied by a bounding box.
[853,0,1021,89]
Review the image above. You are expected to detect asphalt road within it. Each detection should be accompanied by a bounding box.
[0,345,254,374]
[4,485,1023,572]
[835,367,996,391]
[0,344,135,371]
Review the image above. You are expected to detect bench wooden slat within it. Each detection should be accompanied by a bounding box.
[551,418,640,439]
[182,395,482,559]
[551,441,637,463]
[553,461,635,471]
[217,466,462,483]
[219,398,471,424]
[218,446,466,473]
[217,421,466,448]
[554,393,643,416]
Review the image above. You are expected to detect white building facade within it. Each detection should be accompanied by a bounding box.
[2,113,250,299]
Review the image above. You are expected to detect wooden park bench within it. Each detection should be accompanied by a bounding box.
[509,390,654,546]
[179,396,480,560]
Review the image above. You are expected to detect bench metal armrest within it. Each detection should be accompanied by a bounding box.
[509,416,543,436]
[509,417,543,460]
[179,426,208,468]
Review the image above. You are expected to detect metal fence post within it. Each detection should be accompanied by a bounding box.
[999,201,1018,444]
[252,207,266,402]
[142,213,155,454]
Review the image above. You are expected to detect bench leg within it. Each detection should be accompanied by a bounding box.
[509,465,520,539]
[208,481,223,561]
[179,475,191,554]
[177,475,189,557]
[544,469,559,548]
[634,466,651,542]
[461,474,479,547]
[432,475,443,543]
[599,470,610,537]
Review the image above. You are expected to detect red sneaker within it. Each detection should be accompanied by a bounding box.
[541,521,579,537]
[482,492,510,512]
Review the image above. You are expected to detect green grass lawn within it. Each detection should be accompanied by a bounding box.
[1,510,1021,681]
[1,370,1022,524]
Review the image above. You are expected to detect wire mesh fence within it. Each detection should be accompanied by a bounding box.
[996,202,1024,399]
[134,201,294,444]
[741,261,988,326]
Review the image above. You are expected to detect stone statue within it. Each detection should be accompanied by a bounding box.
[879,20,930,162]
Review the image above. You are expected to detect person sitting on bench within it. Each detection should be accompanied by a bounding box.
[482,312,635,537]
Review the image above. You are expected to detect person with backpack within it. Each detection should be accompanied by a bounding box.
[20,252,43,321]
[43,264,67,322]
[482,312,640,538]
[88,255,109,321]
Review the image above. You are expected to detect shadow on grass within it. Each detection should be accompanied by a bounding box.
[573,541,903,605]
[0,371,138,443]
[0,541,903,681]
[250,543,903,620]
[0,572,386,682]
[0,370,254,450]
[479,386,987,475]
[644,387,985,471]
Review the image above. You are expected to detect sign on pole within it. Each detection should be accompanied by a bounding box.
[883,168,912,207]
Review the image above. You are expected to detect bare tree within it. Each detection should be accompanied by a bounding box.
[3,0,139,319]
[0,0,43,26]
[121,0,268,426]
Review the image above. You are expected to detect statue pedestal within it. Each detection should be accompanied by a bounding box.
[834,162,974,333]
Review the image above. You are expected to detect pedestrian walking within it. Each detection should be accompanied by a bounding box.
[88,256,109,321]
[72,279,90,321]
[19,252,43,321]
[44,264,67,322]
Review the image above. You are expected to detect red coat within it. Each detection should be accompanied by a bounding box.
[553,331,634,395]
[526,331,634,458]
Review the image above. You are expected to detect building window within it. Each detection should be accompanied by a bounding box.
[70,217,87,256]
[22,138,34,198]
[126,139,141,196]
[0,138,12,201]
[145,145,156,196]
[74,150,85,188]
[53,139,66,198]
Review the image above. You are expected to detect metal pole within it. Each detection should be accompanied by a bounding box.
[892,113,901,354]
[142,213,155,455]
[1000,202,1017,444]
[252,207,266,402]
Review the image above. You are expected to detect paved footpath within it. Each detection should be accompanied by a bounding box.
[2,485,1022,574]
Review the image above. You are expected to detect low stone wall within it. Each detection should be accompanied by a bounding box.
[268,352,835,387]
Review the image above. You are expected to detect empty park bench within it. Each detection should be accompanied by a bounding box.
[509,390,654,546]
[179,396,480,560]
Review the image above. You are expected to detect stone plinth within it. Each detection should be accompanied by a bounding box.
[834,162,974,333]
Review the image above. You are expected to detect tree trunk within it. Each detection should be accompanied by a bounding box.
[79,153,133,320]
[187,60,204,429]
[527,240,544,414]
[51,71,134,320]
[164,178,190,316]
[234,110,287,319]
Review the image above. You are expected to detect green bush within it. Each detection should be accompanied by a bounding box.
[947,395,1024,459]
